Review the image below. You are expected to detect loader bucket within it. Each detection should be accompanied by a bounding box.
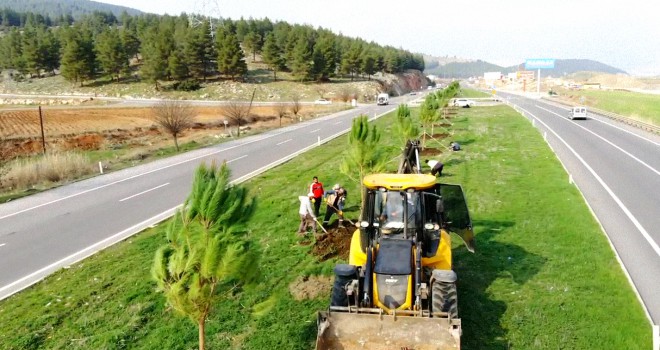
[316,310,461,350]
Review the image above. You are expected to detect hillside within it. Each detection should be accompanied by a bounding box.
[424,59,506,78]
[424,57,627,78]
[0,0,142,19]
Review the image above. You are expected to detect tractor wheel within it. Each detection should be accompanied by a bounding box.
[330,275,350,306]
[432,280,458,319]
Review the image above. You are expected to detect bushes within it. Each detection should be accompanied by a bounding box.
[1,152,95,191]
[172,79,201,91]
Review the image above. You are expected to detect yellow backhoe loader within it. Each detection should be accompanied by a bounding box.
[316,140,475,350]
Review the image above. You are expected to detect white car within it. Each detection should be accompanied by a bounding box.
[454,98,475,108]
[314,98,332,105]
[568,106,587,120]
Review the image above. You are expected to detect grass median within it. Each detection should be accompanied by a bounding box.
[0,104,650,349]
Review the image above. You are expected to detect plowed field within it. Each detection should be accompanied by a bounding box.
[0,105,336,160]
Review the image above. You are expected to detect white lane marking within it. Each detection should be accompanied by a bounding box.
[276,139,292,146]
[119,183,170,202]
[589,117,660,147]
[0,206,180,299]
[310,129,320,133]
[537,100,660,147]
[226,155,247,163]
[537,105,660,176]
[0,107,397,301]
[0,243,5,248]
[1,107,369,222]
[519,105,660,258]
[334,121,342,125]
[1,143,261,220]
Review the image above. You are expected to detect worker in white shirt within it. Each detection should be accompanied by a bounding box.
[298,192,318,235]
[425,159,444,176]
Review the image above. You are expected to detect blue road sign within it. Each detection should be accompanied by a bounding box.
[525,59,555,69]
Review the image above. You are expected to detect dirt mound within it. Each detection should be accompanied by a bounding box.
[288,275,333,301]
[311,224,356,261]
[63,134,105,150]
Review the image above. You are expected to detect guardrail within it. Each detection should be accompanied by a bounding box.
[541,97,660,135]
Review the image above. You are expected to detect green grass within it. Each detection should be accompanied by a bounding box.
[555,88,660,126]
[459,89,492,98]
[0,106,650,349]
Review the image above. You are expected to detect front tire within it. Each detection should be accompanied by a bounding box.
[330,276,350,306]
[432,280,458,319]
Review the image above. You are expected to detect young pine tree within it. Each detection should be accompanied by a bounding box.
[152,162,260,350]
[340,115,387,209]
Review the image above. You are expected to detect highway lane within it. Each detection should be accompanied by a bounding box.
[499,92,660,325]
[0,95,425,300]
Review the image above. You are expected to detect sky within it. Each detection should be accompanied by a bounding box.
[96,0,660,76]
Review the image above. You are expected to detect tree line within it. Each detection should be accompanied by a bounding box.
[0,10,425,88]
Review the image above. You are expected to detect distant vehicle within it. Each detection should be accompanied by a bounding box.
[568,106,588,120]
[376,93,389,105]
[314,98,332,105]
[454,98,475,108]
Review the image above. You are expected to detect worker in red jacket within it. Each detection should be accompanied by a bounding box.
[309,176,324,217]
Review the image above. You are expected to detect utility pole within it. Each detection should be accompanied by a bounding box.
[38,106,46,155]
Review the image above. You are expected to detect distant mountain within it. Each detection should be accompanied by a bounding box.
[0,0,143,19]
[424,57,627,78]
[525,59,627,76]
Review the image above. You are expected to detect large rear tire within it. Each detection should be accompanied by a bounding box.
[330,276,349,306]
[431,280,458,318]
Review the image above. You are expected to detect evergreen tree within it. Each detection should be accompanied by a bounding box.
[60,28,97,86]
[168,46,189,81]
[96,28,128,81]
[152,162,259,350]
[184,20,214,80]
[361,54,376,80]
[261,32,284,80]
[40,28,61,74]
[340,115,387,208]
[140,27,170,88]
[311,34,337,82]
[121,26,140,61]
[21,26,41,77]
[235,18,249,42]
[7,29,26,74]
[419,94,440,148]
[216,28,247,80]
[394,104,419,146]
[384,50,401,73]
[290,36,312,81]
[340,42,362,81]
[242,31,261,62]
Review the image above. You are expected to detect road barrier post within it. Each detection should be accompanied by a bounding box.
[98,162,103,174]
[654,324,659,350]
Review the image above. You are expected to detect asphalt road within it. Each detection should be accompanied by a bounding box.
[3,90,657,332]
[498,92,660,326]
[0,94,429,300]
